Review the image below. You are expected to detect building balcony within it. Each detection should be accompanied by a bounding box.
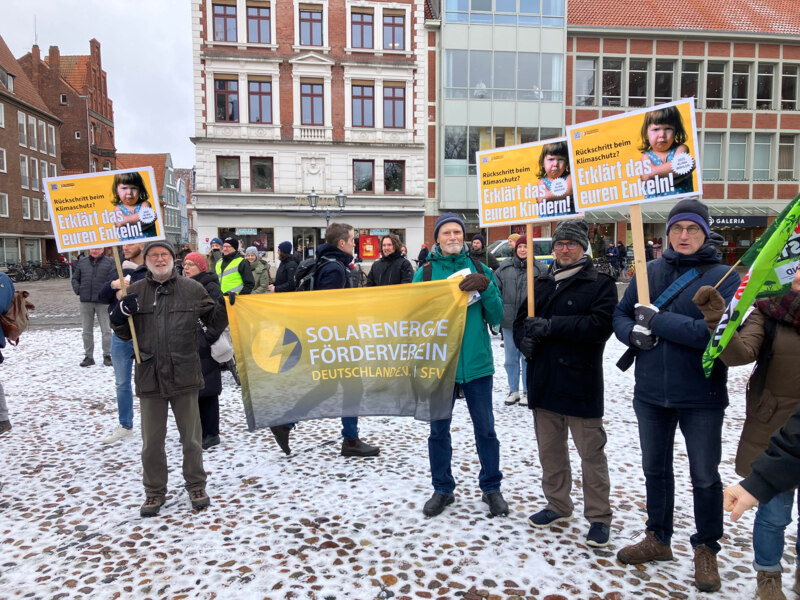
[344,127,416,144]
[293,125,333,142]
[205,122,281,141]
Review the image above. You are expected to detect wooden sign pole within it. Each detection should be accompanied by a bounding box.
[526,223,535,317]
[629,203,650,305]
[113,251,141,363]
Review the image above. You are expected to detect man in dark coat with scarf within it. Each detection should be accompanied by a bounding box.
[366,234,413,287]
[513,220,617,547]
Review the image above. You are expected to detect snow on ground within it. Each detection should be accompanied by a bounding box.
[0,327,794,599]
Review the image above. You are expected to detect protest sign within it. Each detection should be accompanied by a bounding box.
[566,99,701,211]
[476,137,583,228]
[44,168,164,252]
[227,280,468,430]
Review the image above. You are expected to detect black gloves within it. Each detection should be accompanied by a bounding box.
[524,316,551,339]
[459,273,490,292]
[518,336,537,359]
[634,304,659,329]
[630,325,658,350]
[220,291,236,306]
[119,294,139,317]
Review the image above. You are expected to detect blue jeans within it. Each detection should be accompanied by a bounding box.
[502,328,527,394]
[753,488,800,571]
[633,399,724,552]
[111,334,134,429]
[428,375,502,495]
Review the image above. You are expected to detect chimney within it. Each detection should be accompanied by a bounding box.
[48,46,60,76]
[31,45,40,88]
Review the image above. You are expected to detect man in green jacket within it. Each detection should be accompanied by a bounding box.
[412,213,508,517]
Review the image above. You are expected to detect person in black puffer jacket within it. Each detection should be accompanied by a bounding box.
[366,234,413,287]
[270,241,299,293]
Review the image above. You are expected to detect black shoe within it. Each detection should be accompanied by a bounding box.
[269,425,291,455]
[341,438,380,457]
[423,492,455,517]
[202,434,220,450]
[103,355,112,366]
[80,356,95,367]
[481,491,509,516]
[0,420,11,435]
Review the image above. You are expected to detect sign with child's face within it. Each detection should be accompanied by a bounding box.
[566,98,701,211]
[44,167,165,252]
[476,137,584,227]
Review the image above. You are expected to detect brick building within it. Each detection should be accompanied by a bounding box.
[17,39,116,175]
[0,34,61,265]
[191,0,427,261]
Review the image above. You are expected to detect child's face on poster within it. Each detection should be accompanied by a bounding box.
[544,155,567,178]
[117,183,140,205]
[647,124,675,153]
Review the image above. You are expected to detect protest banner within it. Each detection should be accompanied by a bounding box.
[476,137,584,315]
[566,99,701,304]
[227,279,468,430]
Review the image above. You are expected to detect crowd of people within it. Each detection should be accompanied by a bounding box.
[2,196,799,599]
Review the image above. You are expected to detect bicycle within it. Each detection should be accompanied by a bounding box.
[618,258,635,283]
[592,257,619,281]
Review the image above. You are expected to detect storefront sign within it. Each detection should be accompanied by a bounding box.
[236,228,258,235]
[370,229,390,236]
[708,216,768,227]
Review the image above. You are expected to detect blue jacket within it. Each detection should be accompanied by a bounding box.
[613,241,740,409]
[0,271,14,348]
[314,243,352,290]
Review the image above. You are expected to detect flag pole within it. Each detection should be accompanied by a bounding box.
[713,260,742,290]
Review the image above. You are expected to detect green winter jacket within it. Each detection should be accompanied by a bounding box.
[250,259,271,294]
[412,244,503,384]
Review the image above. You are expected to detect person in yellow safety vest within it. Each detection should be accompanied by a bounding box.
[215,237,255,295]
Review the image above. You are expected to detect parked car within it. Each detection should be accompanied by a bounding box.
[488,237,555,265]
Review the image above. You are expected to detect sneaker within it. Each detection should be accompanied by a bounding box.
[140,495,165,517]
[519,393,528,406]
[189,489,211,510]
[269,426,292,455]
[693,545,721,592]
[617,530,673,564]
[756,571,786,600]
[504,392,520,405]
[102,424,134,444]
[423,492,455,517]
[0,420,11,435]
[341,438,380,457]
[481,491,509,516]
[586,522,610,547]
[528,508,573,528]
[80,356,95,367]
[202,434,220,450]
[103,355,113,366]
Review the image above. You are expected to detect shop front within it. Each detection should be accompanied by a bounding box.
[709,215,769,265]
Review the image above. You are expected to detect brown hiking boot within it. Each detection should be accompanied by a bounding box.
[617,530,673,564]
[693,545,721,592]
[756,571,786,600]
[140,495,165,517]
[189,488,211,510]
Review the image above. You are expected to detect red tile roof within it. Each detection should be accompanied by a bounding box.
[57,55,91,93]
[0,35,53,115]
[116,153,169,195]
[568,0,800,35]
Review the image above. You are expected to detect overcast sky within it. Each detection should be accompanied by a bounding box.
[3,0,195,167]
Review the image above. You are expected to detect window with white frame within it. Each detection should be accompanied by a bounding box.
[22,196,30,219]
[383,84,405,128]
[0,238,20,263]
[753,134,772,180]
[541,54,563,101]
[249,79,272,123]
[601,58,622,106]
[38,120,46,153]
[731,63,749,109]
[299,6,323,46]
[0,102,4,128]
[40,160,47,186]
[352,83,374,127]
[351,9,374,49]
[383,12,404,51]
[628,59,648,107]
[778,134,796,180]
[28,115,37,150]
[0,148,5,173]
[18,112,26,146]
[0,192,7,217]
[706,62,725,109]
[213,2,237,42]
[728,133,748,180]
[32,198,41,220]
[703,132,722,180]
[680,61,700,103]
[783,65,798,110]
[300,81,324,125]
[247,2,271,43]
[42,198,49,221]
[30,159,39,191]
[654,61,674,105]
[47,124,56,155]
[756,64,774,109]
[20,155,28,188]
[49,163,57,177]
[575,58,596,106]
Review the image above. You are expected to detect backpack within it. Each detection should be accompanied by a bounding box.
[0,290,34,347]
[294,256,345,291]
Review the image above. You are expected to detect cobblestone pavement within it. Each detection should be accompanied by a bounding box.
[16,279,82,331]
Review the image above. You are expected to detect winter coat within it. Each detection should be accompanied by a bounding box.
[417,247,429,265]
[0,271,14,349]
[716,308,800,477]
[98,263,149,304]
[314,243,352,290]
[249,259,271,294]
[206,248,222,274]
[742,400,800,504]
[71,254,115,303]
[494,256,543,329]
[192,271,224,398]
[469,247,500,271]
[110,270,228,398]
[412,244,503,384]
[216,253,255,295]
[604,245,619,266]
[513,258,617,418]
[612,241,740,410]
[366,251,413,287]
[273,255,299,292]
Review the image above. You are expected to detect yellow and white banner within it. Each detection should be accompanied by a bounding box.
[566,99,701,211]
[44,167,164,251]
[476,137,583,227]
[228,280,468,430]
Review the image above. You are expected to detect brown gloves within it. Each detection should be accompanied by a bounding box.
[459,273,490,292]
[692,285,726,326]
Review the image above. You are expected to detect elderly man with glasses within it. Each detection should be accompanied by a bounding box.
[612,198,740,593]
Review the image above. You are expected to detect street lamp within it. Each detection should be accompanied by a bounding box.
[307,187,347,227]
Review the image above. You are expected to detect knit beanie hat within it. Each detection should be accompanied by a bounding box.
[224,236,239,251]
[278,241,293,254]
[515,235,528,257]
[552,220,589,251]
[666,198,711,237]
[143,240,176,259]
[471,233,486,247]
[183,251,208,272]
[508,233,521,243]
[245,246,258,256]
[434,212,466,240]
[210,237,223,246]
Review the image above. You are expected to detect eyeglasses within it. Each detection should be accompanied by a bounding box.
[669,224,703,235]
[553,241,579,250]
[183,261,196,268]
[147,252,172,260]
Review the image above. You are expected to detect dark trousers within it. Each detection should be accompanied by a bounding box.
[633,399,724,552]
[198,395,219,437]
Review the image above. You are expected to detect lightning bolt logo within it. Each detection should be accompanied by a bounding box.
[252,325,302,374]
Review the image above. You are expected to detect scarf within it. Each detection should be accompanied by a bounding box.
[756,290,800,332]
[552,257,588,282]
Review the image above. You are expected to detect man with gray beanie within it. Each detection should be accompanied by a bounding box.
[513,219,617,547]
[612,197,740,593]
[110,240,229,517]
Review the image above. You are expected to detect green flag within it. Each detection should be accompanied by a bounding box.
[702,193,800,377]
